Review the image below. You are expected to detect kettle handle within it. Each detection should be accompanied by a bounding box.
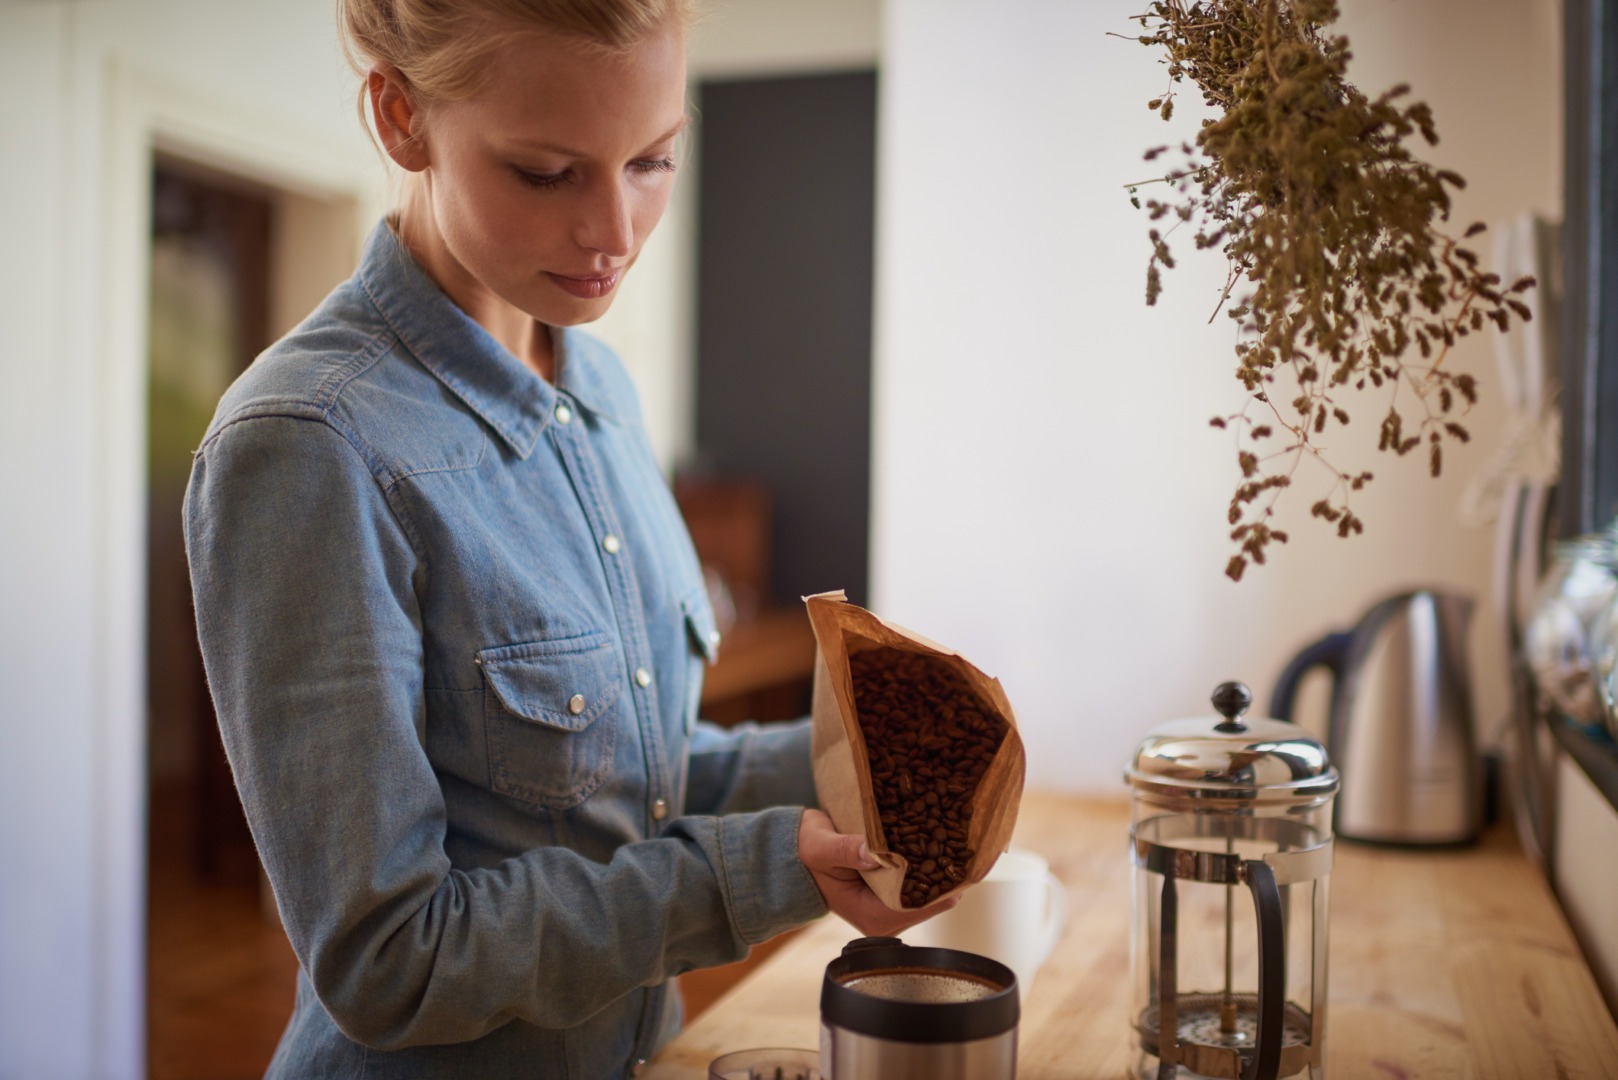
[1244,860,1285,1080]
[1270,630,1353,723]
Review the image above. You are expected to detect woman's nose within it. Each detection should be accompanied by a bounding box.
[575,178,634,258]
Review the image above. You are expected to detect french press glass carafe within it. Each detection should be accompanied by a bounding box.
[1125,682,1338,1080]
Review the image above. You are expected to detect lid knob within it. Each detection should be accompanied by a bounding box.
[1211,681,1253,733]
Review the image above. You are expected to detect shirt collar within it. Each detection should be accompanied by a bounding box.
[355,221,620,459]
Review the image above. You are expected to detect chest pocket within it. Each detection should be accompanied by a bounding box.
[479,631,622,810]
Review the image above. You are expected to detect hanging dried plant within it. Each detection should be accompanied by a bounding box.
[1125,0,1536,580]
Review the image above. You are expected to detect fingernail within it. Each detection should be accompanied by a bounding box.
[858,842,878,868]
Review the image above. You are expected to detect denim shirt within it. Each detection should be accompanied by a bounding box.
[183,221,826,1079]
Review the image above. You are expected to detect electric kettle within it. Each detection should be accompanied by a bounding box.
[1270,589,1484,845]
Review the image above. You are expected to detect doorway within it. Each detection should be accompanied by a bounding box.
[143,154,356,1080]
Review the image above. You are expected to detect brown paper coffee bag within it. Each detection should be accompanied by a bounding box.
[805,590,1026,910]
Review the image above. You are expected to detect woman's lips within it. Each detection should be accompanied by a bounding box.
[545,270,621,299]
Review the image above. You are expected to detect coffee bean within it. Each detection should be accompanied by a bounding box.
[849,646,1009,908]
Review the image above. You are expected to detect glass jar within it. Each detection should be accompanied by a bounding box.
[1524,533,1618,727]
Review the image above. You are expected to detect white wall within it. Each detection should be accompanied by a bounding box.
[0,10,98,1078]
[871,0,1562,795]
[689,0,880,79]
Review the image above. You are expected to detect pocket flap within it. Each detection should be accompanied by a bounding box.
[478,632,622,732]
[682,589,722,664]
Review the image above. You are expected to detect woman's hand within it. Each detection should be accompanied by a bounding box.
[797,808,958,937]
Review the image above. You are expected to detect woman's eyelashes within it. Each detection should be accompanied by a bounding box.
[633,156,677,176]
[512,165,572,190]
[511,157,676,190]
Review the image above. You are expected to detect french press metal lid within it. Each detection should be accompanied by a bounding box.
[1125,682,1339,1080]
[1126,681,1337,802]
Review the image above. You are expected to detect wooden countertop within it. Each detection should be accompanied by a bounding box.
[650,791,1618,1078]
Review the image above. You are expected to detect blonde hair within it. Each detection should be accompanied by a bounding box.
[338,0,694,106]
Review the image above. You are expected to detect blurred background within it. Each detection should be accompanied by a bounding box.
[0,0,1578,1077]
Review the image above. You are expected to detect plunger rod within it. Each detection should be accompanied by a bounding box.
[1222,834,1236,1034]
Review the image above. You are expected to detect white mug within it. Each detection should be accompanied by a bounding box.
[905,848,1067,998]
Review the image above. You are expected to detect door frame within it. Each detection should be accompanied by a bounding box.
[95,57,378,1076]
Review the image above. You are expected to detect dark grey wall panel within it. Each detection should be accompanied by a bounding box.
[695,70,877,604]
[1562,0,1618,535]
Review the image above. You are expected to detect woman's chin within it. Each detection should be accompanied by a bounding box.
[536,300,614,327]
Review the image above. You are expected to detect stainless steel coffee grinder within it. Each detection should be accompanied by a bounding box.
[819,936,1019,1080]
[1125,682,1339,1080]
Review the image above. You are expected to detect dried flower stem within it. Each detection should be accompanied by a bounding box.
[1129,0,1536,580]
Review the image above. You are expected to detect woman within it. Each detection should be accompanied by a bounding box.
[183,1,947,1076]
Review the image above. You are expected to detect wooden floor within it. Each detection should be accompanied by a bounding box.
[147,785,298,1080]
[146,784,787,1077]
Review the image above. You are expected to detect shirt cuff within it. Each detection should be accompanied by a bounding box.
[718,806,827,945]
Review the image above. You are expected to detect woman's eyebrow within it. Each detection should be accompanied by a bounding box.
[511,115,691,158]
[654,114,693,145]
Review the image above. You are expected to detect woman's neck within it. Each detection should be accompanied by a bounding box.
[392,184,556,384]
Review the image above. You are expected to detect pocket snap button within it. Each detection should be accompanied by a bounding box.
[567,693,586,714]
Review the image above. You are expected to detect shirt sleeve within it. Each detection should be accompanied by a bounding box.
[684,717,820,816]
[183,412,827,1051]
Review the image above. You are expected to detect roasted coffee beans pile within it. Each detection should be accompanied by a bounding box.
[849,646,1007,908]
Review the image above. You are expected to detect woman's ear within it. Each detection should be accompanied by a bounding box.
[368,63,430,173]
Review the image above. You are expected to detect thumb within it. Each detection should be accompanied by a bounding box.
[836,833,879,870]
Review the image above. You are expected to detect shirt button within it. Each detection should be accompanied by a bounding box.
[634,667,652,688]
[630,1060,647,1077]
[567,694,586,714]
[602,534,622,555]
[651,799,668,821]
[554,402,573,425]
[708,630,722,650]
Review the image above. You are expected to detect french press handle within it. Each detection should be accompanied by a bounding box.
[1244,859,1284,1080]
[1153,855,1287,1080]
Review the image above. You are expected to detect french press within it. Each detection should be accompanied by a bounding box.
[1125,682,1338,1080]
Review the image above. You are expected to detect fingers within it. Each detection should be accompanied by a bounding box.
[798,809,878,875]
[803,862,960,933]
[797,808,965,935]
